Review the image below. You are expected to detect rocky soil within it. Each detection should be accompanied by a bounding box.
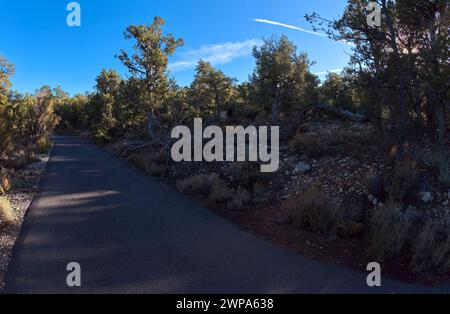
[106,119,450,283]
[0,153,50,291]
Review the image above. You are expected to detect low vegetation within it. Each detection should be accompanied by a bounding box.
[1,1,449,280]
[129,152,168,177]
[285,186,341,235]
[365,201,411,262]
[0,197,14,225]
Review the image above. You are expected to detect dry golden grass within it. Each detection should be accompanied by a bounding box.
[0,169,11,195]
[129,152,167,177]
[0,196,15,225]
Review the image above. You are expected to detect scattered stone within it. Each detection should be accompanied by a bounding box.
[418,192,433,203]
[293,162,312,174]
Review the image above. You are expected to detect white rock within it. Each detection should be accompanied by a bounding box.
[293,162,312,174]
[418,192,433,203]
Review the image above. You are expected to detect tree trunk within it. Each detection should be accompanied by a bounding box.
[437,102,445,144]
[146,110,158,139]
[214,89,221,122]
[272,97,279,123]
[381,0,408,138]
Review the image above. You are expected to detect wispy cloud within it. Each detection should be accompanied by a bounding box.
[170,39,262,72]
[254,18,353,46]
[254,18,327,38]
[314,68,343,76]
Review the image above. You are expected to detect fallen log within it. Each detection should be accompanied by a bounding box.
[300,104,368,123]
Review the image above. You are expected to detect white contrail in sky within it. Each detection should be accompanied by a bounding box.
[254,18,353,46]
[314,68,343,76]
[254,18,327,37]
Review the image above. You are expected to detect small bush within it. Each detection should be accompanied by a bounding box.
[227,187,252,210]
[365,201,411,262]
[7,151,37,170]
[36,136,52,153]
[423,150,450,187]
[229,162,268,188]
[208,182,233,204]
[365,174,387,202]
[92,126,111,144]
[230,162,259,187]
[0,196,15,225]
[177,173,223,196]
[252,181,266,203]
[336,220,365,239]
[410,221,450,274]
[129,152,167,177]
[0,168,11,195]
[285,186,340,234]
[389,156,422,203]
[290,134,323,158]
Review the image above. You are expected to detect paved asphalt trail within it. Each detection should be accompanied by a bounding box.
[5,136,450,293]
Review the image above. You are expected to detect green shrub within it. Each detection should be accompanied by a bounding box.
[92,126,111,144]
[285,186,341,234]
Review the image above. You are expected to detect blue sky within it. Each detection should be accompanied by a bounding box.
[0,0,351,95]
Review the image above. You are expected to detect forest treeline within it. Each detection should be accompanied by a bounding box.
[0,0,448,158]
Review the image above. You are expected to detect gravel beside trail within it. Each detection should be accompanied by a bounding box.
[0,154,50,291]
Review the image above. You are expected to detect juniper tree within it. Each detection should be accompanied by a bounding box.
[117,17,184,139]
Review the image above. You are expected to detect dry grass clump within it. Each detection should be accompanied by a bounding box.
[129,152,167,177]
[251,181,266,203]
[336,220,365,239]
[36,136,52,153]
[422,150,450,187]
[178,173,253,210]
[0,168,11,195]
[177,173,223,196]
[285,185,341,235]
[5,149,38,170]
[365,200,411,262]
[227,187,252,210]
[410,221,450,274]
[0,196,15,225]
[289,134,324,158]
[229,162,268,188]
[207,182,233,204]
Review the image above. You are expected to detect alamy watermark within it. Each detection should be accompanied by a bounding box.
[171,119,280,173]
[66,262,81,287]
[366,262,382,287]
[366,1,382,28]
[66,2,81,27]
